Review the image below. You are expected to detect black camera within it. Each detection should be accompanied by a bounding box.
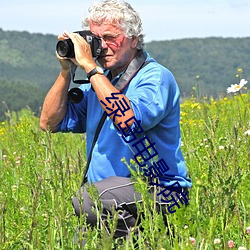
[56,30,102,58]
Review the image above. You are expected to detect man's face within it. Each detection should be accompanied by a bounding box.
[89,20,138,74]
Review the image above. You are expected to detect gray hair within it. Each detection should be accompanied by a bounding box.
[82,0,145,49]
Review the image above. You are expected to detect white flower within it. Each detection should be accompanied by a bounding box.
[214,238,221,244]
[218,145,224,150]
[227,79,248,93]
[189,237,196,245]
[238,247,246,250]
[244,130,250,136]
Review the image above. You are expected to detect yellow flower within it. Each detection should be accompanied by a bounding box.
[130,159,136,165]
[191,103,201,109]
[237,67,243,73]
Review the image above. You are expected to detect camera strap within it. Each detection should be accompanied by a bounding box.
[81,50,150,186]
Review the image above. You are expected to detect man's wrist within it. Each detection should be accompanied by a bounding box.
[87,66,104,80]
[60,68,71,79]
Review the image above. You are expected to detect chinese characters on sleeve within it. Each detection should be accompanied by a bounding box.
[101,94,189,213]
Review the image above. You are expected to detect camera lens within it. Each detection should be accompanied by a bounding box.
[68,88,84,103]
[56,39,74,58]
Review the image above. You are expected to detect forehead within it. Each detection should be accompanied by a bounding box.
[89,19,122,34]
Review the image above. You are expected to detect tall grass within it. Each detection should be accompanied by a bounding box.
[0,93,249,249]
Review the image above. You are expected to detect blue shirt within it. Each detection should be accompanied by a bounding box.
[58,52,192,188]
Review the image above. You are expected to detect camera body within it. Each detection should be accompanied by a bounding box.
[56,30,102,58]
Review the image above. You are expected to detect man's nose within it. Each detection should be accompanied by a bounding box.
[101,38,108,49]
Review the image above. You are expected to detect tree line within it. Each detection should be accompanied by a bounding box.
[0,28,249,120]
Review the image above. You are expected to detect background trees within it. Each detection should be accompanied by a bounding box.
[0,28,249,120]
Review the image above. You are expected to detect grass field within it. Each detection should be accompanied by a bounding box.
[0,91,249,249]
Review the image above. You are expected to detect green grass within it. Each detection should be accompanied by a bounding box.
[0,93,249,249]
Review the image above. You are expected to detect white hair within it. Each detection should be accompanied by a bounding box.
[82,0,145,49]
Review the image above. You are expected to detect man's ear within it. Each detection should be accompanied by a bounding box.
[131,36,139,48]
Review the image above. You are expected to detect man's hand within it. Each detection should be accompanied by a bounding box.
[56,33,79,71]
[62,31,96,73]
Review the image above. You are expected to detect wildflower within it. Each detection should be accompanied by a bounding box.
[129,159,136,165]
[184,225,188,229]
[196,180,201,185]
[42,213,48,221]
[246,226,250,235]
[189,237,196,246]
[238,247,246,250]
[191,103,201,109]
[214,238,221,244]
[218,145,224,150]
[20,207,25,214]
[244,130,250,136]
[237,67,243,73]
[121,157,126,163]
[227,79,248,93]
[228,240,235,248]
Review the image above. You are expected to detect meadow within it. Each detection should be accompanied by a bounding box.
[0,90,249,249]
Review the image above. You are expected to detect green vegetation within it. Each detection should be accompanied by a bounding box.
[146,37,250,98]
[0,29,60,121]
[0,91,249,249]
[0,29,250,120]
[0,80,46,121]
[0,28,249,248]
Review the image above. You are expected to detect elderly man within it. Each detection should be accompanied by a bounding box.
[40,0,192,243]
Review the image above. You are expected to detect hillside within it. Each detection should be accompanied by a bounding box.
[0,29,60,120]
[146,37,250,97]
[0,28,249,120]
[0,29,60,87]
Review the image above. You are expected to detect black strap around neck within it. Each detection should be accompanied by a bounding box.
[81,111,107,186]
[81,50,148,185]
[114,49,147,91]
